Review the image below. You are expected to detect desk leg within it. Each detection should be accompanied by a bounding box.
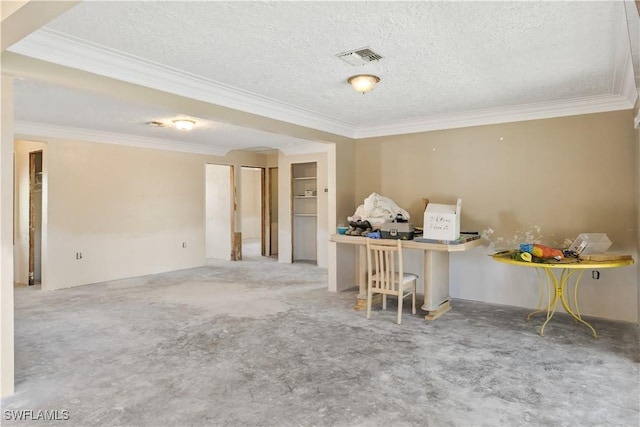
[354,245,382,310]
[421,250,451,320]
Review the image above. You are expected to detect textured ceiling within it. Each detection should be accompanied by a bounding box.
[13,78,326,155]
[6,1,639,151]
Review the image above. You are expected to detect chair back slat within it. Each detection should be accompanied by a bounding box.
[365,237,417,324]
[366,239,403,292]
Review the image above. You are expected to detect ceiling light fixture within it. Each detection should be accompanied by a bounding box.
[172,119,196,131]
[348,74,380,94]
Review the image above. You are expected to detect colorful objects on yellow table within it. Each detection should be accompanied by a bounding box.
[519,242,563,260]
[531,243,564,260]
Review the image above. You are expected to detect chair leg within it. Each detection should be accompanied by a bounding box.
[397,292,402,324]
[366,291,372,319]
[412,285,416,314]
[383,294,387,310]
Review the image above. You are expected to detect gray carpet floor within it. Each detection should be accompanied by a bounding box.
[2,253,639,427]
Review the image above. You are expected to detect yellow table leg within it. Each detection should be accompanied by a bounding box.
[527,267,555,322]
[538,268,560,337]
[527,267,597,338]
[559,269,597,338]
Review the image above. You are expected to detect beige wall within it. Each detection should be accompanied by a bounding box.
[328,141,357,292]
[635,97,640,323]
[45,140,205,289]
[334,140,357,226]
[355,110,638,322]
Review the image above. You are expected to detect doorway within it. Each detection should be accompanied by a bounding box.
[291,162,317,264]
[28,151,43,286]
[205,164,234,261]
[268,167,278,257]
[240,167,265,258]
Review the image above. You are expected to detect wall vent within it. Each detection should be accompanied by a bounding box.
[336,47,383,66]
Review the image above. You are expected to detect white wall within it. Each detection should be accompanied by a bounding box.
[278,150,329,267]
[1,76,15,397]
[206,164,232,260]
[240,167,262,240]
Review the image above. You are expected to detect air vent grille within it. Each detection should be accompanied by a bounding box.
[336,47,383,66]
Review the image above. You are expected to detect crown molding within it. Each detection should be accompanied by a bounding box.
[10,28,638,141]
[354,94,635,139]
[613,1,632,96]
[621,59,639,106]
[277,142,329,156]
[9,29,357,138]
[15,121,230,156]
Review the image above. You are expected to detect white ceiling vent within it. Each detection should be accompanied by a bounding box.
[336,47,383,66]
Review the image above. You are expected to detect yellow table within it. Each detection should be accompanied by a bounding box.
[492,251,634,337]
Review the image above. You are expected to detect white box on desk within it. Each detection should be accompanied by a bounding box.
[423,198,461,241]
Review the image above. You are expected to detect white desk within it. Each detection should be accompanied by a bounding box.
[329,234,482,319]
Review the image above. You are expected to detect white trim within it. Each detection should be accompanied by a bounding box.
[621,58,639,107]
[14,121,230,156]
[278,142,329,156]
[612,2,632,96]
[9,28,638,140]
[9,29,356,138]
[354,94,635,139]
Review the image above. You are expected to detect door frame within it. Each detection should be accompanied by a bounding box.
[267,166,278,257]
[28,150,42,286]
[239,165,267,259]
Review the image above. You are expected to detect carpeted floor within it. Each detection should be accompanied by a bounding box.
[2,253,639,427]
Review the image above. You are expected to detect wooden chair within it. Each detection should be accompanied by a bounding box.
[365,238,418,324]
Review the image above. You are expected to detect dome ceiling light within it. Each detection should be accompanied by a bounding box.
[348,74,380,94]
[172,119,196,131]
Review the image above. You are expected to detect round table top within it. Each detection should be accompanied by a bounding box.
[492,251,635,269]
